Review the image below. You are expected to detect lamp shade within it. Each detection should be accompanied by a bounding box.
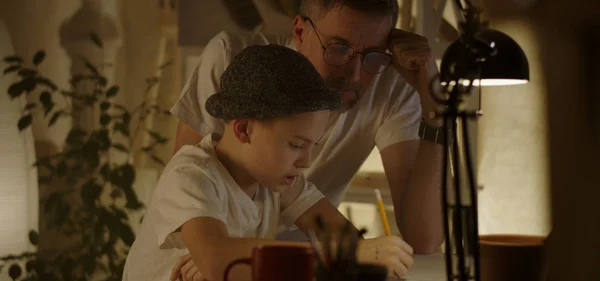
[440,28,530,86]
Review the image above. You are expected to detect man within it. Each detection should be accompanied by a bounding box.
[171,0,444,259]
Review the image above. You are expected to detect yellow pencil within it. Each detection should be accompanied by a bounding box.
[374,189,391,236]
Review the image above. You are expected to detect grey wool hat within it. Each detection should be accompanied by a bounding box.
[205,44,342,120]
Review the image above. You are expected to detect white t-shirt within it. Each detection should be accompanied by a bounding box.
[171,31,422,208]
[122,133,324,281]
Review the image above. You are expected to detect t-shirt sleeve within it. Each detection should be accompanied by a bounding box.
[169,31,232,136]
[374,79,422,151]
[154,164,227,248]
[278,174,325,228]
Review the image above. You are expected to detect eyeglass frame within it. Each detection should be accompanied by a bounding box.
[302,16,393,74]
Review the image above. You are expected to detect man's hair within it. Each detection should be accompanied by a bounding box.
[299,0,399,27]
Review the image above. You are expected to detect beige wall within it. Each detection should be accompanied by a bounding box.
[477,21,551,236]
[0,0,80,146]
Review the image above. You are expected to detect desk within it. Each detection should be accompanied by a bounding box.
[395,253,446,281]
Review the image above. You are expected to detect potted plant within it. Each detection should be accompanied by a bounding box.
[0,33,172,281]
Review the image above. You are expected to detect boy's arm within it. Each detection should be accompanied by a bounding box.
[180,217,309,281]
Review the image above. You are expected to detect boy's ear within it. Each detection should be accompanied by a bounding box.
[232,119,251,143]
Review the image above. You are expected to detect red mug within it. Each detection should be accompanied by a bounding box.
[223,245,315,281]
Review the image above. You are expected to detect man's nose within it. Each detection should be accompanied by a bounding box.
[344,55,362,83]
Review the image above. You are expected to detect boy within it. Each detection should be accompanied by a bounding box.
[123,45,413,281]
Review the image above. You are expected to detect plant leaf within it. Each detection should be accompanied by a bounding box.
[39,91,52,107]
[112,143,128,153]
[106,86,119,98]
[49,110,64,127]
[18,115,32,131]
[24,103,36,111]
[3,55,22,64]
[148,153,166,166]
[18,68,37,77]
[3,65,20,75]
[82,58,99,76]
[89,32,103,48]
[117,222,135,246]
[147,130,169,144]
[33,50,45,66]
[28,230,39,246]
[36,77,58,91]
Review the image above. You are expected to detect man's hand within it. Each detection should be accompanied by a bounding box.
[356,236,415,276]
[388,28,432,91]
[389,28,443,127]
[170,253,204,281]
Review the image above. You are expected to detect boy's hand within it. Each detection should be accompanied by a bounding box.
[171,253,204,281]
[357,236,415,276]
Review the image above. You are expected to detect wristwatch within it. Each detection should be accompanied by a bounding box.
[418,119,445,145]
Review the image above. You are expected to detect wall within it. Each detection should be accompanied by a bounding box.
[476,21,551,236]
[0,0,80,147]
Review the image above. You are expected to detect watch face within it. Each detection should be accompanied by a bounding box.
[510,0,540,9]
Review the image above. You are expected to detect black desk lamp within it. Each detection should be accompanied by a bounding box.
[432,1,530,281]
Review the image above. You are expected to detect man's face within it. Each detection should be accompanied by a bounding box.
[294,6,393,110]
[242,110,330,192]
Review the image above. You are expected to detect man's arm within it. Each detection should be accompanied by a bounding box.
[380,139,444,254]
[173,121,204,155]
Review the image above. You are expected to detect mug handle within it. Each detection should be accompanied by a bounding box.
[223,258,252,281]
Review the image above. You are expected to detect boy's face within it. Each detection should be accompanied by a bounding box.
[242,110,331,192]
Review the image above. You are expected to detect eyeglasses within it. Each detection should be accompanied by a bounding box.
[304,17,392,74]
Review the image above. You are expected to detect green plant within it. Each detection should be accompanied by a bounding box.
[0,34,172,281]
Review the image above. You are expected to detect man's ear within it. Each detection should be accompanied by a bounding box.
[292,15,307,52]
[232,119,251,143]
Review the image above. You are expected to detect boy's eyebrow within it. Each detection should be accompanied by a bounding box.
[294,135,314,144]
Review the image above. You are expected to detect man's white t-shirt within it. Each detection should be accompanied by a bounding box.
[122,133,325,281]
[171,31,422,208]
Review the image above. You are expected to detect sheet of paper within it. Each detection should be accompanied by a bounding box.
[387,253,447,281]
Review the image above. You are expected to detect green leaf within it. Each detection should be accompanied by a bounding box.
[117,222,135,246]
[100,101,111,111]
[18,115,32,131]
[36,77,58,91]
[147,130,169,144]
[112,143,128,153]
[49,110,64,127]
[141,146,153,152]
[3,65,20,75]
[7,77,36,99]
[148,153,166,166]
[100,163,111,180]
[82,58,99,76]
[66,128,87,146]
[18,68,37,77]
[56,161,67,177]
[106,86,119,98]
[8,264,22,280]
[81,180,102,205]
[24,103,37,111]
[3,55,23,64]
[159,60,173,69]
[33,50,45,66]
[122,112,131,125]
[113,123,129,137]
[43,102,55,117]
[89,32,103,48]
[100,113,111,126]
[28,230,39,246]
[39,91,52,107]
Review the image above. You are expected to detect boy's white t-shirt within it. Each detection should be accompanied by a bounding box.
[170,31,422,208]
[122,133,325,281]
